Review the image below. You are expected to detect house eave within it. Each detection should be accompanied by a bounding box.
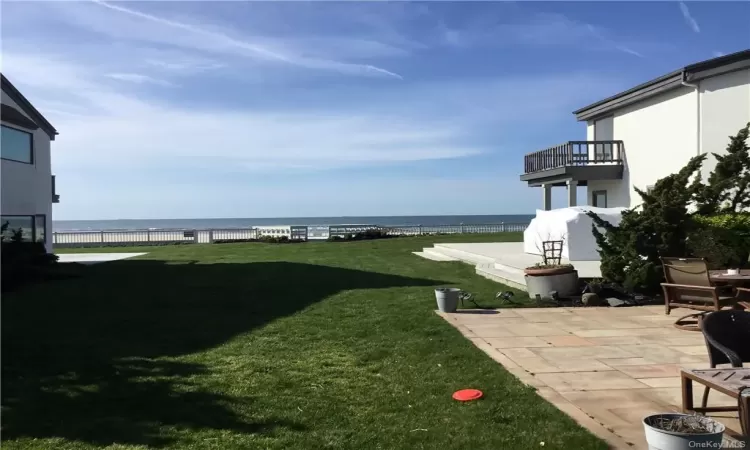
[573,49,750,122]
[1,74,58,141]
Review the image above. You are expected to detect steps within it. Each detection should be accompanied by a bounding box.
[476,264,527,290]
[429,245,496,264]
[415,245,528,291]
[412,250,458,262]
[493,261,526,276]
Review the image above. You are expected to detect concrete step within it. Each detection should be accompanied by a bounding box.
[475,263,527,291]
[413,250,457,262]
[422,248,459,261]
[431,245,497,265]
[493,262,526,276]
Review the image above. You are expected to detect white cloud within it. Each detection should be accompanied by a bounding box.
[713,51,725,58]
[437,12,654,58]
[84,0,402,79]
[2,50,621,177]
[145,59,224,73]
[679,2,701,33]
[107,73,176,86]
[2,52,475,175]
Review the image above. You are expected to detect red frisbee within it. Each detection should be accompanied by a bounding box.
[452,389,483,402]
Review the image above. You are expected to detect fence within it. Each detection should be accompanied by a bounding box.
[327,223,527,238]
[52,222,528,248]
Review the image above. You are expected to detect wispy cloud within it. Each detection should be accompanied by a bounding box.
[679,2,701,33]
[89,0,403,79]
[437,12,653,58]
[713,51,725,58]
[145,58,225,74]
[107,73,175,86]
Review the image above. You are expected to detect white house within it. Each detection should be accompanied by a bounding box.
[521,49,750,210]
[1,74,59,252]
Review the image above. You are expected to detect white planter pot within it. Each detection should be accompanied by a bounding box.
[524,271,579,298]
[643,414,724,450]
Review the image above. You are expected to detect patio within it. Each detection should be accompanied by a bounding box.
[437,305,748,449]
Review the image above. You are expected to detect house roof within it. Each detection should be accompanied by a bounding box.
[573,49,750,122]
[1,74,58,140]
[1,104,40,131]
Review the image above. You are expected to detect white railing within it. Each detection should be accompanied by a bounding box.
[52,223,529,247]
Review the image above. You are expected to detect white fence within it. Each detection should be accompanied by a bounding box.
[52,223,528,248]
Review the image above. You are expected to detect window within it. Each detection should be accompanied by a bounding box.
[1,215,45,242]
[35,215,46,243]
[1,215,34,241]
[1,125,33,164]
[592,190,608,208]
[593,116,614,162]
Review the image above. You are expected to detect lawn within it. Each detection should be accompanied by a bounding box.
[2,233,606,449]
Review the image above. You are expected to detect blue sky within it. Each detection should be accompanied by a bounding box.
[2,1,749,220]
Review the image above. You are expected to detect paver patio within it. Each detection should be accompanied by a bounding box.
[438,306,747,449]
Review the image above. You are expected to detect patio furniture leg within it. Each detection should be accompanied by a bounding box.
[740,387,750,436]
[674,313,705,332]
[701,386,710,409]
[682,373,694,413]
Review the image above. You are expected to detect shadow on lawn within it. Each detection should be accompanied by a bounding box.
[2,260,445,447]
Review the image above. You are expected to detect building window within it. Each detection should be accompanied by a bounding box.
[592,190,608,208]
[1,215,45,242]
[35,215,46,243]
[1,125,34,164]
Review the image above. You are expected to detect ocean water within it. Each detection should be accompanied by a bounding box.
[54,215,535,232]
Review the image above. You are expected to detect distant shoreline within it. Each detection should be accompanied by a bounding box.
[53,214,535,232]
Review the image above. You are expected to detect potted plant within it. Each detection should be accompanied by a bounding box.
[524,239,579,298]
[584,278,604,294]
[643,413,724,450]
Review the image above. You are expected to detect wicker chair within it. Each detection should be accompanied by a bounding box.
[660,257,738,330]
[700,310,750,434]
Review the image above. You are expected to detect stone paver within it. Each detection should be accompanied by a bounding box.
[437,306,745,449]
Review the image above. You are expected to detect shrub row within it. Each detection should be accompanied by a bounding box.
[327,229,398,242]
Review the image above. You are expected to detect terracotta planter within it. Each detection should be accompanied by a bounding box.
[524,266,575,276]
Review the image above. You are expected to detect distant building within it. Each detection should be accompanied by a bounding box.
[520,49,750,210]
[1,74,59,251]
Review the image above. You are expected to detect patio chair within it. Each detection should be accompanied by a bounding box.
[660,257,738,330]
[699,310,750,418]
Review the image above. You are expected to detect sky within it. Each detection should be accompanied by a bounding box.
[2,1,749,220]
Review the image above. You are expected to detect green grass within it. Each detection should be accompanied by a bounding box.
[2,234,606,449]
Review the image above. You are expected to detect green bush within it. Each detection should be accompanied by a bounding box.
[588,123,750,294]
[588,154,704,294]
[327,229,396,242]
[689,214,750,269]
[1,222,61,293]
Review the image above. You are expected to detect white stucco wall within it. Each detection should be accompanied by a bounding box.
[585,69,750,209]
[699,68,750,181]
[586,122,595,141]
[587,85,698,208]
[1,91,54,251]
[587,179,630,208]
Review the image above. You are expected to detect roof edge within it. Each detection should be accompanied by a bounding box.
[1,74,58,141]
[573,49,750,122]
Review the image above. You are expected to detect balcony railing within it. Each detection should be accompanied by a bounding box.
[523,141,624,174]
[52,175,60,203]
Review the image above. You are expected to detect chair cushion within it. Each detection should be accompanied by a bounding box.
[677,294,736,304]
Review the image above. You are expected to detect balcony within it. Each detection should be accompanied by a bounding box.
[52,175,60,203]
[520,140,624,186]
